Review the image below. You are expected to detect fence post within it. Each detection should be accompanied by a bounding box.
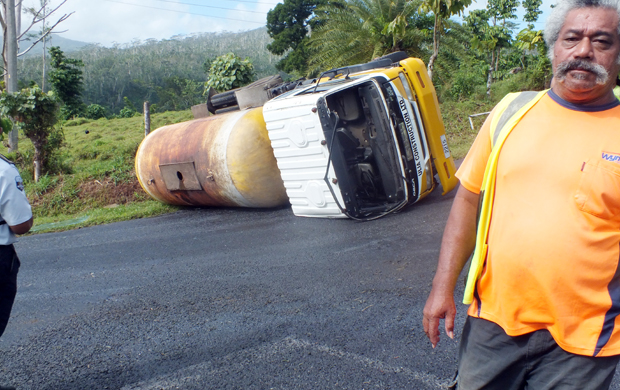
[144,101,151,137]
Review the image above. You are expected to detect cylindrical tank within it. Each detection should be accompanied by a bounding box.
[135,107,288,208]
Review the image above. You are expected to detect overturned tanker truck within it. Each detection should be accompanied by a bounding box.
[135,52,458,220]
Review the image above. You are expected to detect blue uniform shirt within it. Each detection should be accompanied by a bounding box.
[0,157,32,245]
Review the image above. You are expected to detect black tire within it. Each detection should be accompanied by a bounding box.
[372,51,409,64]
[205,87,218,114]
[210,91,237,108]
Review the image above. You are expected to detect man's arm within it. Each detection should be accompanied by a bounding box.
[423,185,479,348]
[9,216,33,235]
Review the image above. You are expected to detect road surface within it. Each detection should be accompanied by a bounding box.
[1,187,619,389]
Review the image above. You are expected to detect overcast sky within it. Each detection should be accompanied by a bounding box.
[25,0,555,47]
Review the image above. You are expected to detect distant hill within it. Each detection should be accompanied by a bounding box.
[20,34,91,57]
[18,28,281,114]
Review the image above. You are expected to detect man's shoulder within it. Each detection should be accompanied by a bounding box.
[0,154,12,164]
[492,90,548,112]
[0,156,21,186]
[0,156,16,174]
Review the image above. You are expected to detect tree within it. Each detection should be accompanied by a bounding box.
[522,0,542,29]
[25,0,55,92]
[266,0,328,75]
[0,87,60,181]
[1,0,71,151]
[308,0,426,71]
[48,46,84,119]
[205,53,255,92]
[515,0,551,90]
[419,0,472,81]
[464,6,513,96]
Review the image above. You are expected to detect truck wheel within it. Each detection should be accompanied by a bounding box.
[210,91,237,108]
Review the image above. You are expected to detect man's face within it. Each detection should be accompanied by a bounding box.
[552,7,620,103]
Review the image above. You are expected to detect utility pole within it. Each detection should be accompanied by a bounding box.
[5,0,19,152]
[42,1,48,92]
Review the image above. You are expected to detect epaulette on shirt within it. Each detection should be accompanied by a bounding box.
[0,154,13,165]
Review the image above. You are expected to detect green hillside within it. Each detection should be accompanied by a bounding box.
[18,28,281,115]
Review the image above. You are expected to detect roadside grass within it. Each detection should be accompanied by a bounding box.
[1,110,193,234]
[440,99,495,160]
[2,96,499,235]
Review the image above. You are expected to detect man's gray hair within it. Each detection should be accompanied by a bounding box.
[544,0,620,62]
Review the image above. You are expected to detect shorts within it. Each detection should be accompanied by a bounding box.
[451,316,620,390]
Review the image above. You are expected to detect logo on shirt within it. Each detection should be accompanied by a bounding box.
[15,175,24,191]
[602,151,620,164]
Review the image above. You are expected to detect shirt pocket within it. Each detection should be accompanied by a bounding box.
[575,159,620,219]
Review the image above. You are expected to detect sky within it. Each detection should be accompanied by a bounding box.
[24,0,556,47]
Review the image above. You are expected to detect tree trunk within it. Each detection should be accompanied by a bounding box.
[495,48,500,76]
[5,0,19,152]
[33,145,42,182]
[487,49,495,98]
[42,39,47,91]
[426,14,440,81]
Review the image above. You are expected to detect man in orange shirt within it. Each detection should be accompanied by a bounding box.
[423,0,620,388]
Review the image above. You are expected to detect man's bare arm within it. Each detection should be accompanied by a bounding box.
[422,185,479,348]
[9,217,33,235]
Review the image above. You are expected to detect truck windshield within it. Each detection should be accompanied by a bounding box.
[315,79,411,219]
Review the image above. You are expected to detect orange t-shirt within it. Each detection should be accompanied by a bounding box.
[457,90,620,357]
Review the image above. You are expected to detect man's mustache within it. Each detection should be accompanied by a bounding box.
[555,59,609,84]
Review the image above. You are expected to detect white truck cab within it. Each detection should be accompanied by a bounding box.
[262,54,457,219]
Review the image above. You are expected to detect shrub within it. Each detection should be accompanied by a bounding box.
[205,53,255,92]
[118,107,138,118]
[84,104,107,120]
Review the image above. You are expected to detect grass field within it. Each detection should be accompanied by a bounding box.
[1,99,494,234]
[1,111,195,233]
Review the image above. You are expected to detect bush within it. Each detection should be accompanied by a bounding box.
[118,107,138,118]
[443,71,487,102]
[84,104,107,120]
[60,104,85,121]
[205,53,255,92]
[65,118,89,126]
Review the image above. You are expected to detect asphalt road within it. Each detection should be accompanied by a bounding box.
[2,187,620,389]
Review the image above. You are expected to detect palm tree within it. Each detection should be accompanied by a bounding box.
[307,0,425,73]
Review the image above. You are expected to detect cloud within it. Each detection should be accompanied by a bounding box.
[29,0,278,47]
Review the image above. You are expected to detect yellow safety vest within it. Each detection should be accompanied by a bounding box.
[463,89,549,304]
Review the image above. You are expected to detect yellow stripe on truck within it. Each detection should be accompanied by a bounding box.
[400,58,458,195]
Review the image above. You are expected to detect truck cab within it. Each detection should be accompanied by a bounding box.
[262,55,457,219]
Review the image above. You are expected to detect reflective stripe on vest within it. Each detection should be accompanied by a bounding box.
[463,89,549,304]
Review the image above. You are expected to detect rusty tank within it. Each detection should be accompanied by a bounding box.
[135,107,289,208]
